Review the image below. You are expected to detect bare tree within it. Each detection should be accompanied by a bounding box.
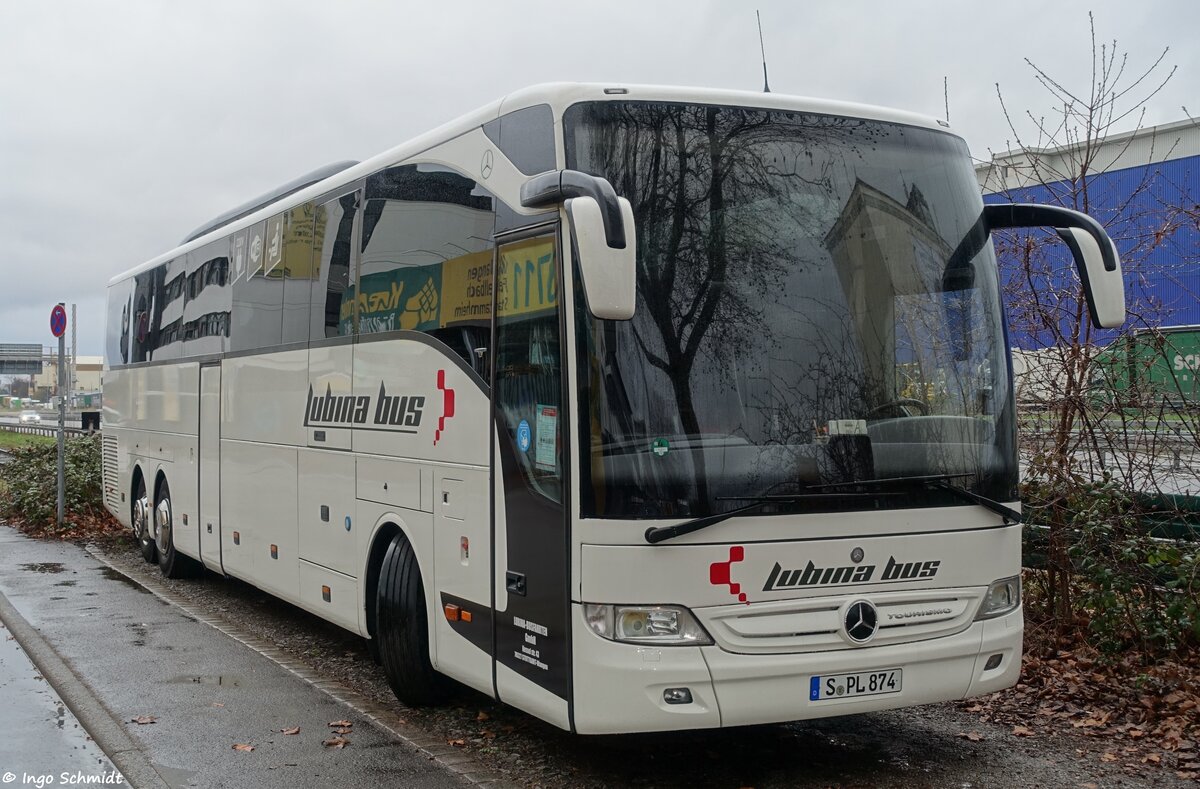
[983,13,1199,638]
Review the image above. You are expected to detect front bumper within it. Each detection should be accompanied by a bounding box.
[570,603,1022,734]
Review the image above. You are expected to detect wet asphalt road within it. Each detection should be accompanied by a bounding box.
[0,618,119,781]
[0,528,467,789]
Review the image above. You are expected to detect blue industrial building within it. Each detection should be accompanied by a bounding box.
[977,119,1200,350]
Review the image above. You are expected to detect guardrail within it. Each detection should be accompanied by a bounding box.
[0,423,93,438]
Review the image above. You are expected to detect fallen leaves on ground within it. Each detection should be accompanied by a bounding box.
[957,628,1200,779]
[9,510,127,541]
[959,731,985,742]
[232,743,255,752]
[323,736,350,749]
[280,726,300,735]
[130,715,156,725]
[328,719,352,728]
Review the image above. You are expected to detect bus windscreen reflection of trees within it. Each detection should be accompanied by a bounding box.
[568,101,1013,518]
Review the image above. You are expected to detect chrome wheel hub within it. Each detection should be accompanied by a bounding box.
[133,496,150,540]
[155,498,172,553]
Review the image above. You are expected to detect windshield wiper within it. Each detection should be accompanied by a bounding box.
[809,474,1022,524]
[643,493,892,545]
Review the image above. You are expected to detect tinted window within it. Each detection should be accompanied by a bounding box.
[311,192,358,339]
[105,277,134,366]
[282,203,315,344]
[230,220,283,352]
[483,104,556,175]
[183,237,232,357]
[356,164,495,375]
[129,258,184,362]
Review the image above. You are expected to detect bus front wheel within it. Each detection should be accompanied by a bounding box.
[376,533,450,706]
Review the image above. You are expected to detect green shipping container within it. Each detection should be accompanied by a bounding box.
[1092,325,1200,405]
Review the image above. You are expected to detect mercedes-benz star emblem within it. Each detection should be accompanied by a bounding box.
[481,149,494,179]
[844,600,878,643]
[850,547,865,564]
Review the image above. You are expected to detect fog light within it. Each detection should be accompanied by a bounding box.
[663,687,693,705]
[984,653,1003,671]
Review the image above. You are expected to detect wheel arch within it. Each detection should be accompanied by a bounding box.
[152,465,169,500]
[129,463,146,504]
[363,515,427,643]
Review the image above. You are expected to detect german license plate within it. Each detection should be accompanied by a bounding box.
[809,668,902,701]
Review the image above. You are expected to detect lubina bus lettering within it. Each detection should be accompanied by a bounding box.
[102,84,1125,734]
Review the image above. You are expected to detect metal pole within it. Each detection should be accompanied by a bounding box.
[57,308,66,529]
[70,303,77,409]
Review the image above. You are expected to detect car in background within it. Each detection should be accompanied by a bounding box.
[18,410,41,424]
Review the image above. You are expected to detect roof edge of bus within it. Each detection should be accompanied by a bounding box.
[107,82,953,287]
[498,82,952,136]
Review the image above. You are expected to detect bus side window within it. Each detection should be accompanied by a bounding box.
[230,220,283,352]
[494,235,563,503]
[282,202,316,344]
[311,193,357,340]
[358,163,496,374]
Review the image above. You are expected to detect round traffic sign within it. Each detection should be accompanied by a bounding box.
[50,304,67,338]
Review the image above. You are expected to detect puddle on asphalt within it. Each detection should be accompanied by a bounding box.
[19,562,66,574]
[98,566,151,593]
[166,675,242,687]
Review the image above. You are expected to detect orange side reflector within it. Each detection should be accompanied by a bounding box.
[270,544,278,559]
[232,531,240,545]
[460,610,473,623]
[444,603,461,622]
[321,585,331,602]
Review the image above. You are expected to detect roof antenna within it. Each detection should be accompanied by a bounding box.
[756,10,771,93]
[943,76,950,123]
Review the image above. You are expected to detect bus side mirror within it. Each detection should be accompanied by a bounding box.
[565,196,636,320]
[984,203,1125,329]
[520,170,638,320]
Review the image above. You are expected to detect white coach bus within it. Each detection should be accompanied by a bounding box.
[102,83,1125,734]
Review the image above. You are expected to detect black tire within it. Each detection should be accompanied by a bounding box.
[155,479,202,579]
[133,477,157,564]
[376,534,449,706]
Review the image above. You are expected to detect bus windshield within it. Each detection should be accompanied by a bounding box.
[565,100,1017,519]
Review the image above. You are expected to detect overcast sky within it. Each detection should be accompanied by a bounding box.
[1,0,1196,360]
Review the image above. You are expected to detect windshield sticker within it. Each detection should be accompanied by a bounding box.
[651,437,669,457]
[517,419,531,453]
[534,405,557,471]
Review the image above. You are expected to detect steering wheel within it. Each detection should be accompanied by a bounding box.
[865,398,930,419]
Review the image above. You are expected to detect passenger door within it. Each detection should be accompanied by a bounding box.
[491,229,572,727]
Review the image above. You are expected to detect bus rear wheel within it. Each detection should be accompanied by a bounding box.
[155,479,201,579]
[376,533,450,706]
[133,477,156,564]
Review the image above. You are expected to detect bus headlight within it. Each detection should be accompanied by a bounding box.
[583,604,713,646]
[976,576,1021,620]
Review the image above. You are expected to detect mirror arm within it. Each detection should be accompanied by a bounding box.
[983,203,1118,273]
[520,170,627,249]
